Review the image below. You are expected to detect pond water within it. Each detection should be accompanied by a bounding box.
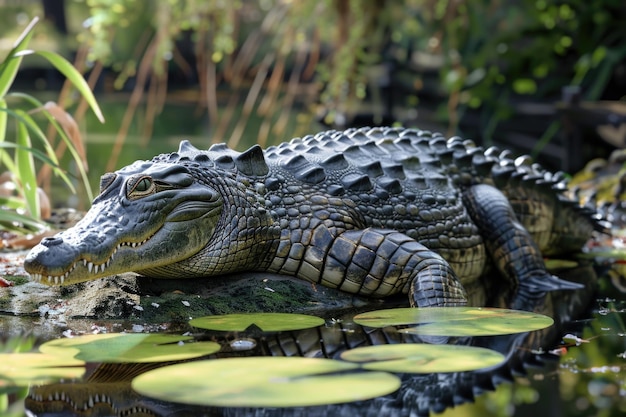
[1,262,625,416]
[2,94,626,416]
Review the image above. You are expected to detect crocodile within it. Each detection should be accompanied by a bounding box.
[24,126,600,307]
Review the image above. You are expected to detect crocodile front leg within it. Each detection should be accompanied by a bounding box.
[462,184,583,296]
[268,227,467,307]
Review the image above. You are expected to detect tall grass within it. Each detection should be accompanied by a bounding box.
[0,17,103,233]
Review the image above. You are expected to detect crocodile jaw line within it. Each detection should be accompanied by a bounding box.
[29,237,150,285]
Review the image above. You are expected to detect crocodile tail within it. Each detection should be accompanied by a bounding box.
[457,144,608,255]
[548,194,608,254]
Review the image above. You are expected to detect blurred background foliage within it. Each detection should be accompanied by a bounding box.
[0,0,624,211]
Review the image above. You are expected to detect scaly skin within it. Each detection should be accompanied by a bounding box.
[24,127,599,307]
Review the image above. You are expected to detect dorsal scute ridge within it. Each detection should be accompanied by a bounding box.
[234,144,269,177]
[164,130,565,200]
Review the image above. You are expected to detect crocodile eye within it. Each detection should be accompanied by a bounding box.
[127,176,155,199]
[135,178,152,192]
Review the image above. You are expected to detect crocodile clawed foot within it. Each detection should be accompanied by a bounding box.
[521,272,585,294]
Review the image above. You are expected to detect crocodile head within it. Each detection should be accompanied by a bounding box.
[24,157,223,285]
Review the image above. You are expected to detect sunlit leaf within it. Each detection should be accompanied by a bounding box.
[14,116,38,217]
[341,343,505,373]
[13,50,105,124]
[132,357,401,407]
[0,142,63,171]
[0,17,38,98]
[0,99,6,143]
[545,259,579,269]
[190,312,325,332]
[512,78,537,94]
[5,102,76,194]
[353,307,554,336]
[9,93,89,199]
[42,102,87,169]
[0,208,44,232]
[0,353,84,387]
[39,334,221,363]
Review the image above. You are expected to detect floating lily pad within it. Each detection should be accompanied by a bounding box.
[353,307,554,336]
[190,312,325,332]
[0,353,85,386]
[39,334,220,363]
[341,343,505,373]
[132,357,401,407]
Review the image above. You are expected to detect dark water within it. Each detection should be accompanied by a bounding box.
[2,265,625,416]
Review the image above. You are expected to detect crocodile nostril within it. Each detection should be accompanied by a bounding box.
[41,236,64,247]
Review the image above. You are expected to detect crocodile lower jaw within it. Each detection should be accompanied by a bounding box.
[29,238,150,285]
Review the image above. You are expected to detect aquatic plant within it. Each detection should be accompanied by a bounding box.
[0,17,103,233]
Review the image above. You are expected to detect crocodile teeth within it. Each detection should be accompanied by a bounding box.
[30,235,153,284]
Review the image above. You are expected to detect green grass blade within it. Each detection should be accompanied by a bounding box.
[0,143,66,175]
[16,50,105,124]
[0,106,77,194]
[42,114,91,200]
[0,17,38,98]
[14,116,39,218]
[0,209,44,232]
[0,99,7,143]
[0,196,27,210]
[4,106,59,163]
[0,147,16,173]
[7,92,91,199]
[0,98,11,174]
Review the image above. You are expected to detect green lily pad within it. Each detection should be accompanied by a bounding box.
[341,343,505,373]
[132,357,401,407]
[39,334,220,363]
[0,353,85,386]
[353,307,554,336]
[190,312,325,332]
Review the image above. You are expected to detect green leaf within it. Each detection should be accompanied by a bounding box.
[341,343,505,373]
[353,307,554,337]
[38,333,221,363]
[132,357,401,407]
[0,17,38,98]
[190,313,325,332]
[0,353,84,387]
[14,50,105,124]
[14,116,38,218]
[0,99,7,143]
[7,93,89,198]
[5,106,76,194]
[0,208,44,232]
[0,142,64,172]
[0,196,25,210]
[0,204,44,231]
[512,78,537,95]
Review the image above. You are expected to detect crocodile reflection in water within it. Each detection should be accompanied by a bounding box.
[25,265,595,417]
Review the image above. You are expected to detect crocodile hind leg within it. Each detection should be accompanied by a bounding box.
[462,184,583,295]
[280,227,467,308]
